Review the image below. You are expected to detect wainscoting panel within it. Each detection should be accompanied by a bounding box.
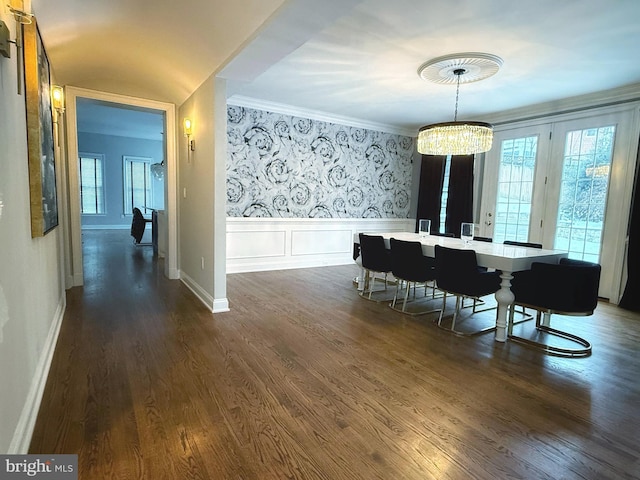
[227,230,287,259]
[227,218,413,273]
[291,229,352,256]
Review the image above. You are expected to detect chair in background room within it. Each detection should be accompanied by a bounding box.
[389,238,439,315]
[503,240,543,249]
[434,245,501,335]
[508,258,601,357]
[130,207,152,246]
[431,232,456,238]
[358,233,393,301]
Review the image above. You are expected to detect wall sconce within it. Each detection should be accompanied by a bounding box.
[51,85,65,115]
[183,117,195,152]
[4,1,33,94]
[8,0,33,24]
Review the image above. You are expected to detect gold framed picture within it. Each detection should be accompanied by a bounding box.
[23,19,58,237]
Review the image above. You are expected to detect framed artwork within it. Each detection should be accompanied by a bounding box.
[23,19,58,237]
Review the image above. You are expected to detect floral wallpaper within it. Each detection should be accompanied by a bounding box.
[226,106,415,218]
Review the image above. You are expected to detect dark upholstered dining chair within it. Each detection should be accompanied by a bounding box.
[431,232,455,238]
[131,207,152,245]
[389,238,439,315]
[508,257,601,357]
[434,245,501,336]
[503,240,543,249]
[358,233,393,301]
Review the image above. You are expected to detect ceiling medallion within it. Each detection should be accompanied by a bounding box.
[417,52,503,85]
[417,53,502,156]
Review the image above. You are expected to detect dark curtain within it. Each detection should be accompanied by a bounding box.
[445,154,474,236]
[619,138,640,311]
[415,155,446,233]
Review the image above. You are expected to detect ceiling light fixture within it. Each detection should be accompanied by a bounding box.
[5,1,33,94]
[150,160,165,180]
[416,53,502,156]
[7,0,33,25]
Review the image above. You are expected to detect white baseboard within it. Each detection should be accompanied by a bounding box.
[8,293,66,454]
[228,255,354,274]
[180,272,229,314]
[213,298,230,313]
[180,272,214,311]
[166,266,180,280]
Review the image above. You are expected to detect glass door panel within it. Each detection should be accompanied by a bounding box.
[479,125,550,243]
[492,136,538,243]
[542,108,637,301]
[480,107,636,302]
[553,126,615,263]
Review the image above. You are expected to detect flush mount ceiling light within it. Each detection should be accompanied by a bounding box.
[416,53,502,156]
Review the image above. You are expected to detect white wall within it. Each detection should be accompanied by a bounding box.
[0,10,66,453]
[178,76,228,312]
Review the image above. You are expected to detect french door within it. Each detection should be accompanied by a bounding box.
[479,107,638,300]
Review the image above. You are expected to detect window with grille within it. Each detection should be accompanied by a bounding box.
[123,156,153,215]
[79,154,105,215]
[493,136,539,243]
[554,125,615,263]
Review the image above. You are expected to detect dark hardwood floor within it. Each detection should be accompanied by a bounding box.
[29,230,640,479]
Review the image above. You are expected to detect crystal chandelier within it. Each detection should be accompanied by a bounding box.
[417,54,502,156]
[150,160,165,180]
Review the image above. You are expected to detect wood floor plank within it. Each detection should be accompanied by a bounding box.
[29,230,640,479]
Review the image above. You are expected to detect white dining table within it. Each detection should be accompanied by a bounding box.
[356,232,568,342]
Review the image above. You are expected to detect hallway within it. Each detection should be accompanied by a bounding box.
[29,230,640,479]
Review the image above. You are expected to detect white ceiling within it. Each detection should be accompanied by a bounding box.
[29,0,640,135]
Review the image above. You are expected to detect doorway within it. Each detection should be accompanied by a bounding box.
[479,105,639,301]
[63,87,178,286]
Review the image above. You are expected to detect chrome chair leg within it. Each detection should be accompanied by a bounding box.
[508,308,591,357]
[437,292,448,326]
[436,292,497,336]
[452,295,461,331]
[389,279,439,316]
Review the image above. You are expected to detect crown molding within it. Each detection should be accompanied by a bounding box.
[479,83,640,126]
[227,95,416,137]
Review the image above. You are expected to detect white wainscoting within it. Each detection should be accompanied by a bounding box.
[226,218,414,273]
